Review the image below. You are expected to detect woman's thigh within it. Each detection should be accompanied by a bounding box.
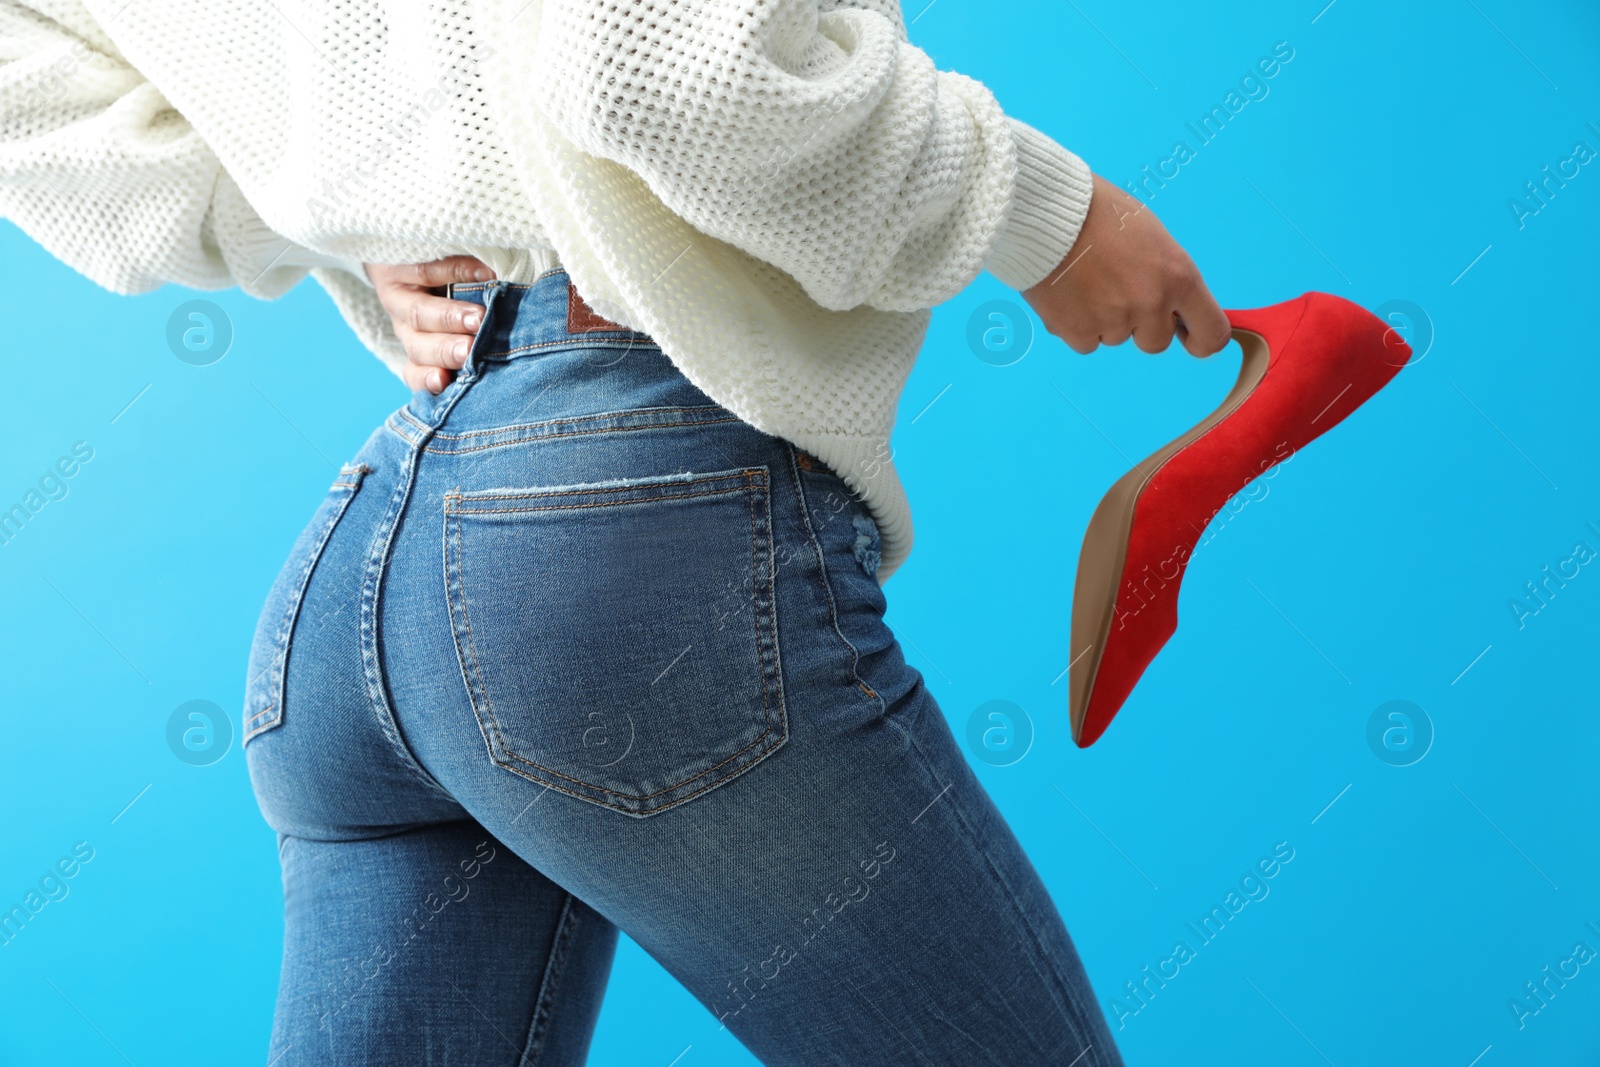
[268,821,618,1067]
[381,377,1124,1066]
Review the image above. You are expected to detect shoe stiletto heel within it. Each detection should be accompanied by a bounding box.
[1067,292,1412,747]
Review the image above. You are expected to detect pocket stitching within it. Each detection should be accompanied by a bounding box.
[450,467,765,507]
[447,480,785,809]
[453,469,785,799]
[244,705,277,730]
[244,463,370,744]
[444,465,787,815]
[451,487,752,515]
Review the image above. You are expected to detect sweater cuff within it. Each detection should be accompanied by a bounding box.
[984,117,1096,292]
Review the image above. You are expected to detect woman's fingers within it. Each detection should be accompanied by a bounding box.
[1061,331,1099,355]
[379,255,494,290]
[1175,286,1233,358]
[400,291,484,338]
[395,324,475,370]
[365,256,496,394]
[1098,321,1133,347]
[401,360,453,394]
[1131,311,1176,354]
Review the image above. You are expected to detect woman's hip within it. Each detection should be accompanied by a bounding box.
[245,300,898,835]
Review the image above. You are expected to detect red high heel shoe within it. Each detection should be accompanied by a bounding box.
[1067,292,1412,747]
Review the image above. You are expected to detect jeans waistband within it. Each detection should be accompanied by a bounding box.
[445,268,658,364]
[388,268,680,448]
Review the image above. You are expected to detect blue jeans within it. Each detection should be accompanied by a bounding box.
[242,269,1123,1066]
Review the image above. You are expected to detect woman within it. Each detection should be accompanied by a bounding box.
[1,0,1229,1062]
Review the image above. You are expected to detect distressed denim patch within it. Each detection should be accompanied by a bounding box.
[851,513,881,578]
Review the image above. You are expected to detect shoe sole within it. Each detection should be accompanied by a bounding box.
[1067,328,1273,744]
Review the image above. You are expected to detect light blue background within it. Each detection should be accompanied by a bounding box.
[2,0,1597,1063]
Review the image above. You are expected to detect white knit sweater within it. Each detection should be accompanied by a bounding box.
[0,0,1095,581]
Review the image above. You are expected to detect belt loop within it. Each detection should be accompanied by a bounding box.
[458,280,508,383]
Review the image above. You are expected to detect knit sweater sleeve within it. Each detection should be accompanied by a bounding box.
[528,0,1095,313]
[0,0,365,299]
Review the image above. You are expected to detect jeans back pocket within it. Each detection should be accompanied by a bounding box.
[443,465,787,816]
[242,463,370,744]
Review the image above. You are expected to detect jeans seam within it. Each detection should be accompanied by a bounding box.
[245,469,368,745]
[351,291,524,807]
[784,444,897,736]
[422,404,727,440]
[521,892,581,1066]
[355,438,457,804]
[475,336,659,361]
[421,417,746,454]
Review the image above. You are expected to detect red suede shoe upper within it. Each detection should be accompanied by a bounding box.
[1077,293,1411,746]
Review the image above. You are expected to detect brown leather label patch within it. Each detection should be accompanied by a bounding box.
[567,281,628,334]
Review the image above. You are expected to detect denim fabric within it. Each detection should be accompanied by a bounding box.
[242,269,1123,1066]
